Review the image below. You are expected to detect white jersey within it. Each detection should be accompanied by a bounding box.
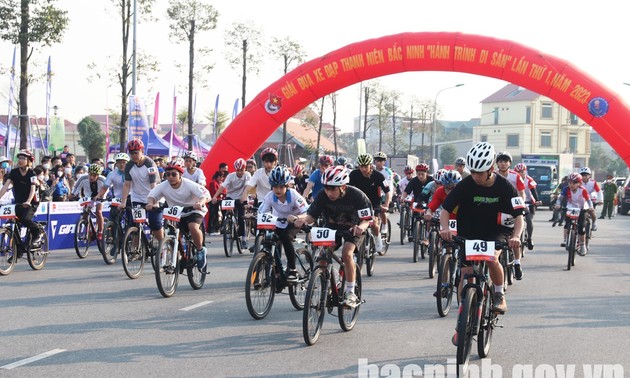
[247,167,272,199]
[499,169,525,192]
[72,175,108,198]
[583,179,603,202]
[221,171,251,200]
[375,166,394,193]
[124,157,160,203]
[398,176,411,195]
[182,168,207,187]
[104,169,125,198]
[258,188,308,229]
[147,177,210,217]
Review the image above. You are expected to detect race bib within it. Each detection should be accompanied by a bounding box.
[448,219,457,234]
[163,206,183,221]
[465,240,496,261]
[132,208,147,223]
[404,194,414,203]
[80,197,92,207]
[310,227,336,247]
[566,208,580,219]
[497,213,515,228]
[257,213,277,230]
[412,202,425,213]
[221,200,235,210]
[111,197,122,207]
[357,207,371,220]
[511,196,526,210]
[30,176,39,184]
[0,205,17,220]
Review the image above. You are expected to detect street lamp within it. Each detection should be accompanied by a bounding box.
[431,84,464,164]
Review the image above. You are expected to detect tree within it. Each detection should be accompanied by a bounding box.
[270,36,306,145]
[0,0,68,149]
[225,21,263,110]
[77,116,106,161]
[439,144,457,168]
[167,0,219,151]
[588,144,612,174]
[205,110,230,138]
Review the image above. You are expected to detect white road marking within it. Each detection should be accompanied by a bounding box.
[180,300,214,311]
[1,349,66,370]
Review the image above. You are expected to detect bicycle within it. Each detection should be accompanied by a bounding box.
[74,197,104,259]
[426,215,443,278]
[452,235,507,375]
[221,199,243,257]
[303,227,364,346]
[435,235,461,317]
[410,203,428,263]
[398,194,414,245]
[101,198,128,265]
[121,204,162,279]
[0,204,48,276]
[245,213,314,319]
[377,215,391,256]
[155,205,207,298]
[358,222,376,277]
[564,207,582,270]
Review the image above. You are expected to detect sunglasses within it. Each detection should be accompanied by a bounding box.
[165,171,179,178]
[129,150,141,155]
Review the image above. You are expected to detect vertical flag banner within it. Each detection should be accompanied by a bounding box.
[128,95,150,153]
[48,113,65,153]
[4,46,16,154]
[105,112,110,161]
[152,92,160,130]
[169,88,176,159]
[45,56,52,152]
[212,94,219,144]
[232,98,239,120]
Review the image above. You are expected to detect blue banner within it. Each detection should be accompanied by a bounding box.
[128,95,149,152]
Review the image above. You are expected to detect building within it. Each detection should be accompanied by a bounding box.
[474,83,591,168]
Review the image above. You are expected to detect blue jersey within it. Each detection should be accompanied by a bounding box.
[308,169,324,198]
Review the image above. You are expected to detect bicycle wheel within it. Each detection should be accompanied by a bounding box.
[436,253,454,317]
[477,287,495,358]
[222,215,234,257]
[289,248,314,310]
[379,218,391,256]
[27,225,48,270]
[245,252,275,320]
[102,221,117,265]
[419,222,427,260]
[456,287,478,375]
[253,231,264,255]
[234,218,244,254]
[155,237,179,298]
[428,230,439,278]
[122,226,145,279]
[74,218,91,258]
[303,267,327,346]
[399,206,408,245]
[365,234,375,277]
[339,266,361,331]
[412,220,421,263]
[0,228,17,276]
[187,246,207,290]
[567,228,576,271]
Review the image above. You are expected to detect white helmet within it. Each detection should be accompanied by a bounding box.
[579,167,591,175]
[115,153,130,162]
[321,166,349,186]
[466,142,495,172]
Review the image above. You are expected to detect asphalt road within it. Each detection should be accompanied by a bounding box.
[1,209,629,377]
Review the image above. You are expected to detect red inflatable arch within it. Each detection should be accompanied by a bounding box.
[201,31,630,177]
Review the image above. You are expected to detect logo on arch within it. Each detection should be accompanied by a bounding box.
[265,93,283,114]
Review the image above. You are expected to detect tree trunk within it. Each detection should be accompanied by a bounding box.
[392,98,396,156]
[362,87,369,140]
[18,0,29,150]
[332,94,338,159]
[316,97,324,155]
[409,104,413,155]
[187,19,195,151]
[241,39,247,109]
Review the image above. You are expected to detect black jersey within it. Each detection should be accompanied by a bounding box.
[442,174,525,240]
[307,185,373,228]
[404,175,434,199]
[8,168,39,205]
[348,169,389,207]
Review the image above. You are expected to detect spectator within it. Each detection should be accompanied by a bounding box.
[59,145,70,163]
[34,165,54,202]
[49,164,70,201]
[218,162,228,174]
[207,170,226,235]
[66,153,77,172]
[51,155,61,168]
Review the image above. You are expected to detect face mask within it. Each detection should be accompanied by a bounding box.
[64,167,72,174]
[37,175,44,181]
[0,162,8,169]
[108,163,114,169]
[57,171,63,177]
[43,163,51,170]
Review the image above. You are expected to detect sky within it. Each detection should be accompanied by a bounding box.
[2,0,630,134]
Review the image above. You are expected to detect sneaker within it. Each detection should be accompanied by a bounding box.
[578,244,587,256]
[492,292,508,314]
[31,234,43,248]
[514,264,523,280]
[526,239,534,251]
[241,240,248,250]
[591,224,598,231]
[210,232,220,236]
[97,232,103,241]
[286,269,298,283]
[598,216,605,219]
[342,291,359,308]
[408,236,413,242]
[374,237,383,253]
[451,332,458,346]
[561,240,567,247]
[196,247,207,270]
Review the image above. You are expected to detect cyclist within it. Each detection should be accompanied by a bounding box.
[302,155,334,202]
[514,163,541,252]
[349,153,390,254]
[147,158,211,270]
[210,158,252,249]
[258,165,309,282]
[120,139,164,246]
[578,167,602,231]
[98,153,129,201]
[0,149,44,247]
[182,151,207,187]
[440,142,525,321]
[419,168,447,204]
[397,165,414,202]
[495,151,526,279]
[294,166,373,308]
[373,152,393,235]
[404,163,434,203]
[554,173,593,256]
[455,156,470,179]
[241,148,278,207]
[423,170,461,221]
[336,156,348,166]
[293,164,308,195]
[71,164,108,240]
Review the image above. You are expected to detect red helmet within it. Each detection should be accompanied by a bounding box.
[17,149,34,162]
[293,164,303,175]
[403,165,414,174]
[166,158,185,174]
[514,163,527,172]
[416,163,429,172]
[127,139,144,152]
[569,173,583,183]
[260,148,278,161]
[234,158,247,171]
[319,155,334,166]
